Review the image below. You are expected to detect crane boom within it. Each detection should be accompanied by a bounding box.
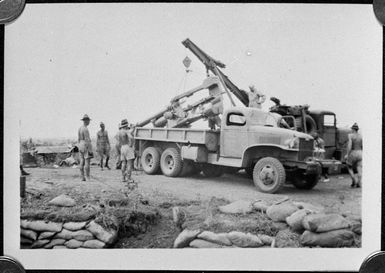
[182,38,249,106]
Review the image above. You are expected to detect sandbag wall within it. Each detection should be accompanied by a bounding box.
[266,199,361,247]
[21,219,118,249]
[173,198,361,248]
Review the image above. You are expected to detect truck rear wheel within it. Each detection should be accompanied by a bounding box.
[253,157,286,193]
[292,172,320,189]
[201,163,223,177]
[160,148,183,177]
[141,147,161,175]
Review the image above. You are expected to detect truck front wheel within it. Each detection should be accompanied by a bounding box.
[292,172,320,189]
[160,148,183,177]
[141,147,161,175]
[253,157,286,194]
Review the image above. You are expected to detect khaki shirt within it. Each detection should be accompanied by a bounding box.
[97,130,110,148]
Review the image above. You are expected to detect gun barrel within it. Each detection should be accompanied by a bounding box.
[136,107,170,127]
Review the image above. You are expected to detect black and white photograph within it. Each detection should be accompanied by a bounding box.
[2,2,383,271]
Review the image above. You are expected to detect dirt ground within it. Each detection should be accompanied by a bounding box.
[21,163,361,248]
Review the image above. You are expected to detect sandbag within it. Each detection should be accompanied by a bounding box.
[63,221,87,231]
[31,239,50,249]
[292,201,324,213]
[189,239,226,248]
[82,239,106,249]
[258,234,274,246]
[302,213,350,233]
[54,229,74,240]
[21,236,33,245]
[65,239,84,249]
[300,229,355,247]
[44,239,66,249]
[286,209,312,231]
[197,231,232,246]
[226,231,264,248]
[86,221,118,245]
[72,230,94,241]
[21,228,37,241]
[252,200,269,213]
[22,220,63,232]
[266,201,299,222]
[350,221,362,235]
[273,229,301,248]
[173,229,201,248]
[219,200,253,214]
[48,194,76,207]
[38,231,56,240]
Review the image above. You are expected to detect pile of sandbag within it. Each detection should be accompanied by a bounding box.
[21,219,118,249]
[173,229,274,248]
[265,199,360,248]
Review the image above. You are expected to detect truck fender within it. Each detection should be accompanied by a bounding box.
[241,144,297,168]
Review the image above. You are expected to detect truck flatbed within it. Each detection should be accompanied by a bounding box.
[134,127,220,152]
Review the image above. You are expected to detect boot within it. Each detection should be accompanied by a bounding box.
[20,165,30,176]
[116,161,122,170]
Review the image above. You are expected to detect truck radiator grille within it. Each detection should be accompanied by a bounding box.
[298,138,314,161]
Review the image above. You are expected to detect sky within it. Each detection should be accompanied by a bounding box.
[4,3,382,139]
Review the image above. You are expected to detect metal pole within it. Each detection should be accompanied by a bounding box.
[213,67,236,107]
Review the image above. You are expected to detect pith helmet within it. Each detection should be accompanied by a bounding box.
[81,114,91,121]
[351,123,359,130]
[120,119,129,129]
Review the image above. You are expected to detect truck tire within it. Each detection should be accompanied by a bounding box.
[292,172,320,190]
[201,163,223,177]
[160,148,183,177]
[253,157,286,193]
[141,147,161,175]
[295,115,316,134]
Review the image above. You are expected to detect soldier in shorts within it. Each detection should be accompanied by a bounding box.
[117,119,135,182]
[96,122,111,170]
[114,123,122,170]
[346,123,363,188]
[78,114,93,181]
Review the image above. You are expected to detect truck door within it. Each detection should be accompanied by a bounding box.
[220,112,248,158]
[322,114,337,157]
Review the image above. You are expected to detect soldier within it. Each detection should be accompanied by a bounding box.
[96,122,111,170]
[248,85,266,109]
[114,122,122,170]
[117,119,135,182]
[78,114,93,181]
[346,123,363,188]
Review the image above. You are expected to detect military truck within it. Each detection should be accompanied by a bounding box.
[135,107,322,194]
[183,38,350,174]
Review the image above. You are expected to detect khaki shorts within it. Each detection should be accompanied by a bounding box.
[97,145,110,157]
[121,145,135,161]
[347,150,362,168]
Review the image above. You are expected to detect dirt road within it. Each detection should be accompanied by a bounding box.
[24,166,361,218]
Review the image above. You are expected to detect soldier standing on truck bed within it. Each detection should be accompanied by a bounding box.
[117,119,135,183]
[96,122,111,170]
[346,123,363,188]
[78,114,93,181]
[248,85,266,109]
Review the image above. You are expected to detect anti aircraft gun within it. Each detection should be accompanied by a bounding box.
[136,76,225,129]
